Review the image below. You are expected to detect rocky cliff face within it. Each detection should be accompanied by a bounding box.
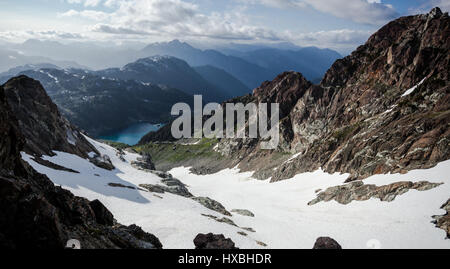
[214,8,450,182]
[0,80,162,249]
[2,75,114,170]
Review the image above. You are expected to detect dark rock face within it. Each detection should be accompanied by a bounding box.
[0,80,162,249]
[432,199,450,238]
[313,237,342,249]
[89,199,114,226]
[308,181,443,205]
[131,153,156,171]
[0,68,192,137]
[2,76,114,170]
[193,233,237,249]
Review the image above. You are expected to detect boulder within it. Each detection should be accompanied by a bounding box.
[131,153,156,171]
[193,233,237,249]
[231,209,255,217]
[313,237,342,249]
[192,197,231,216]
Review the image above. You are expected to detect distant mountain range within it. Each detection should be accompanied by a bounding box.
[227,47,342,83]
[141,40,341,87]
[0,48,88,72]
[1,39,342,88]
[0,55,255,135]
[96,56,234,102]
[0,68,192,137]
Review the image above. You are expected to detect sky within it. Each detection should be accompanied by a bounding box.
[0,0,448,53]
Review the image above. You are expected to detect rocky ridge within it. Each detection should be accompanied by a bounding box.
[2,76,114,170]
[140,8,449,184]
[186,8,450,183]
[0,78,162,249]
[308,180,443,205]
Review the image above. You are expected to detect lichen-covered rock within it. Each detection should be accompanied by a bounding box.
[139,177,193,197]
[192,197,231,216]
[432,198,450,238]
[231,209,255,217]
[131,153,155,171]
[308,180,443,205]
[193,233,237,249]
[201,214,237,227]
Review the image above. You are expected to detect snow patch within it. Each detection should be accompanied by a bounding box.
[401,78,427,97]
[20,136,450,249]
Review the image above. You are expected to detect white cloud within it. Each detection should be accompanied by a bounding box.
[0,30,83,41]
[63,0,283,42]
[284,28,373,54]
[67,0,103,7]
[54,0,378,53]
[58,9,111,21]
[242,0,398,25]
[426,0,450,12]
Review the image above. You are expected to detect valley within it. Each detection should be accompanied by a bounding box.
[0,6,448,251]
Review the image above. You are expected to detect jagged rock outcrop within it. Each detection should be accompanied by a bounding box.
[0,80,162,249]
[139,9,449,184]
[313,237,342,249]
[215,8,450,182]
[432,199,450,238]
[231,209,255,217]
[139,178,193,198]
[192,197,232,216]
[131,153,156,171]
[308,180,443,205]
[193,233,237,249]
[2,76,114,170]
[89,199,114,226]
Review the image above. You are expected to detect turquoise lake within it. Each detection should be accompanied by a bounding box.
[99,122,163,145]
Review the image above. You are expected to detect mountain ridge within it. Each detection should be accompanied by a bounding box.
[139,8,450,183]
[0,76,163,249]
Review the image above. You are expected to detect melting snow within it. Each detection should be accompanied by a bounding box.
[21,137,450,249]
[401,78,427,97]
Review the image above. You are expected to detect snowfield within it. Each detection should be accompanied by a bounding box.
[21,137,450,249]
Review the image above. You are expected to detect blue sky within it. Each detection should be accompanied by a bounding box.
[0,0,448,53]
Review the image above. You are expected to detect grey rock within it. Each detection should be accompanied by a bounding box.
[308,180,443,205]
[194,233,237,249]
[313,237,342,249]
[201,214,237,227]
[131,153,155,171]
[231,209,255,217]
[139,178,193,198]
[90,154,115,171]
[192,197,231,216]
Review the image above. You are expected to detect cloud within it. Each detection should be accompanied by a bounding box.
[409,0,450,14]
[63,0,284,42]
[243,0,398,25]
[0,30,83,41]
[67,0,103,7]
[55,0,378,53]
[285,28,373,54]
[58,9,111,21]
